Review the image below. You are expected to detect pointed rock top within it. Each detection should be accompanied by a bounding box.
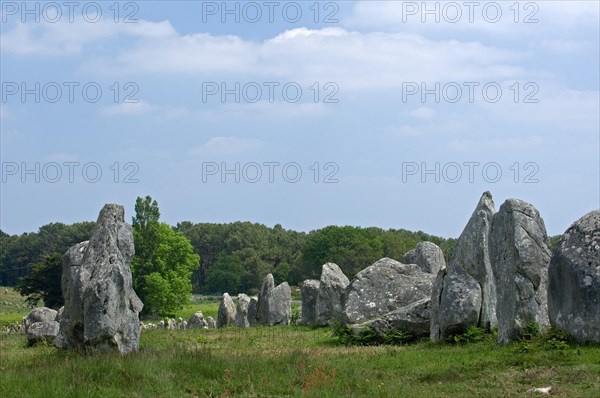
[96,204,125,224]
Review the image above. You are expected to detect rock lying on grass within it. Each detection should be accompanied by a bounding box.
[23,307,59,346]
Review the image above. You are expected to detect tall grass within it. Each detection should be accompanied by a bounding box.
[1,325,598,398]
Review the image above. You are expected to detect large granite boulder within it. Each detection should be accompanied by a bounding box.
[316,263,350,326]
[402,241,446,274]
[56,204,143,354]
[300,279,320,325]
[351,298,432,339]
[490,198,551,344]
[235,293,251,327]
[257,274,291,325]
[343,258,434,325]
[217,293,236,328]
[430,192,496,343]
[548,210,600,344]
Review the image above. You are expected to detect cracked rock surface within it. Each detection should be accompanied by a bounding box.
[343,258,434,325]
[490,198,551,345]
[548,209,600,344]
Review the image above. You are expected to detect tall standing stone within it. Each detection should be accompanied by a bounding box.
[490,198,551,344]
[217,293,236,328]
[57,204,143,354]
[548,210,600,344]
[235,293,251,327]
[431,192,496,343]
[257,274,275,324]
[316,263,349,326]
[300,279,320,325]
[256,274,291,325]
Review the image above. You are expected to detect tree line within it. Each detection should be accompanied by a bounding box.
[2,196,461,315]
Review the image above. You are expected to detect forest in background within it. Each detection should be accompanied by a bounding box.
[0,220,458,295]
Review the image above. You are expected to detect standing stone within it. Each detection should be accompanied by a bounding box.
[402,241,446,274]
[343,258,434,325]
[548,210,600,344]
[55,240,89,349]
[316,263,350,326]
[490,198,551,345]
[235,293,251,327]
[167,319,176,330]
[57,204,143,354]
[217,293,236,328]
[187,311,208,329]
[430,192,496,343]
[300,280,320,325]
[248,297,258,326]
[269,282,292,325]
[256,274,292,325]
[257,274,275,324]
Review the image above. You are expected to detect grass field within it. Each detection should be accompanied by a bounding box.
[1,287,599,397]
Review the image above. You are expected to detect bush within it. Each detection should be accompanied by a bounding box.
[448,325,487,344]
[330,323,414,346]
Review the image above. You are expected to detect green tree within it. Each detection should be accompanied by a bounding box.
[15,253,63,309]
[132,197,199,317]
[205,253,244,294]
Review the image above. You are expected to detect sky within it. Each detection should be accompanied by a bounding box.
[1,0,599,238]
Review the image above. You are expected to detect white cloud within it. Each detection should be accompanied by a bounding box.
[344,1,599,38]
[448,136,544,152]
[101,101,157,116]
[406,106,435,119]
[188,137,263,157]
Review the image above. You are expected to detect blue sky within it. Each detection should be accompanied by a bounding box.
[1,0,599,238]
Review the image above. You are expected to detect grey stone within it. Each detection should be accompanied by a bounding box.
[248,297,258,326]
[268,282,291,325]
[430,265,482,342]
[300,279,320,325]
[57,204,143,354]
[217,293,236,328]
[167,318,176,330]
[187,311,208,329]
[548,209,600,344]
[490,198,551,344]
[316,263,350,326]
[256,274,291,325]
[351,298,431,339]
[23,307,58,334]
[26,321,60,345]
[235,293,251,327]
[343,258,434,325]
[55,240,89,350]
[402,241,446,274]
[257,274,275,324]
[430,192,496,343]
[56,306,64,323]
[206,316,217,329]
